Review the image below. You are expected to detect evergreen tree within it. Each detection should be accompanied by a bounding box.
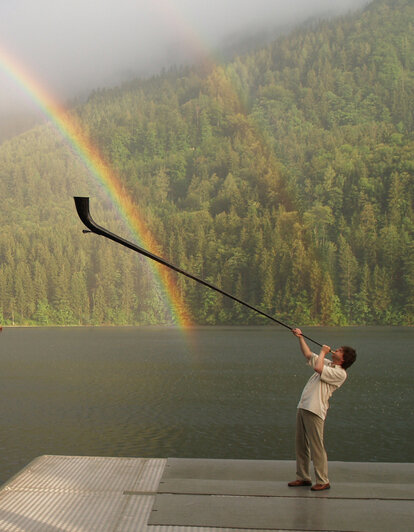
[0,0,412,327]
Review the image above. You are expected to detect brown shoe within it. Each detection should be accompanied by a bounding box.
[288,479,312,487]
[311,483,330,491]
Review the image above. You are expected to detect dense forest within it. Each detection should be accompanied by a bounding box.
[0,0,413,327]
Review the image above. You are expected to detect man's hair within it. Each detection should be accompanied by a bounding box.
[341,346,357,370]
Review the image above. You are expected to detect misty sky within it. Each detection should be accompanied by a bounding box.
[0,0,370,114]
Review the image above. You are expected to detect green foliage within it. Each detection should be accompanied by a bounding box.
[0,0,413,326]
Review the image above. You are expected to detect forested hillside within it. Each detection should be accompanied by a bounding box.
[0,0,413,326]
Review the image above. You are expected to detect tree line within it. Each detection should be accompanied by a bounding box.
[0,0,413,326]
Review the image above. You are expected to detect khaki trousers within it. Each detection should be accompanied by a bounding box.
[295,408,329,484]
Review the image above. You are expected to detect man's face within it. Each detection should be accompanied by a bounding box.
[331,347,344,366]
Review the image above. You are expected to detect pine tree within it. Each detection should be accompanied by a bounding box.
[338,236,358,323]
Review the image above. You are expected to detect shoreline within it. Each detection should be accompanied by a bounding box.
[2,323,413,329]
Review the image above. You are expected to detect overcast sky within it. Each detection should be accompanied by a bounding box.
[0,0,370,114]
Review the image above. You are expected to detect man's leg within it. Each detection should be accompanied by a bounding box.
[301,409,329,485]
[295,409,312,482]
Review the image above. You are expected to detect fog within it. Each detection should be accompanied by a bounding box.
[0,0,370,115]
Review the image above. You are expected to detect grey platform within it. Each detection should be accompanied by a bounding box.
[0,455,412,531]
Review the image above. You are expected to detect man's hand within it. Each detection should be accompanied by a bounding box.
[293,328,312,359]
[321,344,331,355]
[314,345,331,374]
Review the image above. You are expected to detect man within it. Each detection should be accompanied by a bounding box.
[288,328,356,491]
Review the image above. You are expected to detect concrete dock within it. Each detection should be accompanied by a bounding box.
[0,455,412,531]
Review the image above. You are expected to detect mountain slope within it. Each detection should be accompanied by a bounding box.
[0,0,413,326]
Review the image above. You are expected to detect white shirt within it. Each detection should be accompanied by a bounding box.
[297,353,347,420]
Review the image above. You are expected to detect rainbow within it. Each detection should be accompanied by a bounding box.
[151,0,218,68]
[0,44,192,327]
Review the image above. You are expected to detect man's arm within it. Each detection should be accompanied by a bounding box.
[314,345,331,374]
[292,328,312,360]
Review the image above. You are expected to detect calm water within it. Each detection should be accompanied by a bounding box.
[0,326,412,484]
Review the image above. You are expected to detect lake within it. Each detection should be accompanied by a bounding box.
[0,326,412,484]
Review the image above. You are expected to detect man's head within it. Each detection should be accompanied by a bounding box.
[332,346,356,370]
